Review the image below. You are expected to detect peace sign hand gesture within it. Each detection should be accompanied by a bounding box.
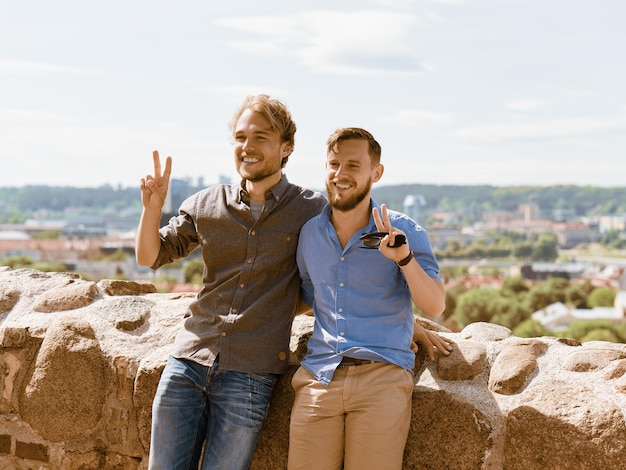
[372,204,412,264]
[140,150,172,211]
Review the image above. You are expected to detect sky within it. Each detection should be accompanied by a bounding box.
[1,0,625,190]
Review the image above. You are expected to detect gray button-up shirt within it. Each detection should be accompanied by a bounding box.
[152,176,326,374]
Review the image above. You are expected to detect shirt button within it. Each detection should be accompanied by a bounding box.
[250,230,256,236]
[340,257,345,261]
[339,331,345,336]
[338,308,343,313]
[247,259,253,264]
[239,283,245,288]
[339,283,344,287]
[231,308,237,314]
[221,332,227,336]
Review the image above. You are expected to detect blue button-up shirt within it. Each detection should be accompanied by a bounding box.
[296,199,441,386]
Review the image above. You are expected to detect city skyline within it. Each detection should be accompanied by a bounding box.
[1,0,625,190]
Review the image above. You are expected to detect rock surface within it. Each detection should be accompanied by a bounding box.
[1,267,626,469]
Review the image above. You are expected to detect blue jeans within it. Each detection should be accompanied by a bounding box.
[148,356,278,470]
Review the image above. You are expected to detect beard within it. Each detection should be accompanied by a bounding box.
[326,177,371,211]
[236,153,283,183]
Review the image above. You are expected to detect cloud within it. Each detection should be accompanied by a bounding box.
[217,10,428,75]
[450,115,626,143]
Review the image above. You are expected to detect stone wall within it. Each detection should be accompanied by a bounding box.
[1,267,626,469]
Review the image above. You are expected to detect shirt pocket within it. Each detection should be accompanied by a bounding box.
[256,229,300,277]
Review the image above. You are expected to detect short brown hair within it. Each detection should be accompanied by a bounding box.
[326,127,381,165]
[229,94,297,167]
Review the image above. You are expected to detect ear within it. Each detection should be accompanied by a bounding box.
[372,163,384,183]
[281,142,293,157]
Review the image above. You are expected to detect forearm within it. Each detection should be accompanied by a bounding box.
[399,260,446,318]
[135,207,163,267]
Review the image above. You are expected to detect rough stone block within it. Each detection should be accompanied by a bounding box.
[15,440,49,462]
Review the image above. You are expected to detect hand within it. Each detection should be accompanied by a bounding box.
[140,150,172,211]
[372,203,411,263]
[412,323,454,361]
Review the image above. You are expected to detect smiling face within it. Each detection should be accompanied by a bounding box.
[233,108,292,184]
[325,138,383,212]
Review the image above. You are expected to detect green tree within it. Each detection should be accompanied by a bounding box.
[441,289,457,321]
[560,320,625,343]
[531,233,558,261]
[501,276,530,297]
[104,248,130,262]
[587,287,617,308]
[1,255,34,268]
[32,229,62,240]
[513,318,553,338]
[513,242,533,260]
[565,281,594,308]
[581,329,620,343]
[453,287,500,328]
[490,296,531,329]
[182,259,204,285]
[31,262,67,272]
[442,240,462,258]
[522,277,570,312]
[616,323,626,341]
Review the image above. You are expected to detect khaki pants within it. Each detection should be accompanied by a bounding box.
[288,362,414,470]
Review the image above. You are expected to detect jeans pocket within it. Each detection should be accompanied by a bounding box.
[250,372,278,389]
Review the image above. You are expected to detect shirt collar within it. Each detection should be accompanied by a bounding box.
[238,173,290,205]
[319,198,385,250]
[320,198,382,233]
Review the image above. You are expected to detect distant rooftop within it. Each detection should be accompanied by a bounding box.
[0,230,31,241]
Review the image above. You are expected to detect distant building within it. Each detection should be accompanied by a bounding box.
[166,178,194,212]
[597,215,626,234]
[552,222,598,248]
[499,219,555,237]
[0,230,31,241]
[402,194,426,222]
[518,203,540,222]
[532,297,626,331]
[520,262,587,281]
[484,211,514,230]
[428,228,475,251]
[63,216,107,237]
[483,202,600,248]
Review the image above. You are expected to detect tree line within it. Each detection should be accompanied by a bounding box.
[2,183,626,224]
[372,183,626,217]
